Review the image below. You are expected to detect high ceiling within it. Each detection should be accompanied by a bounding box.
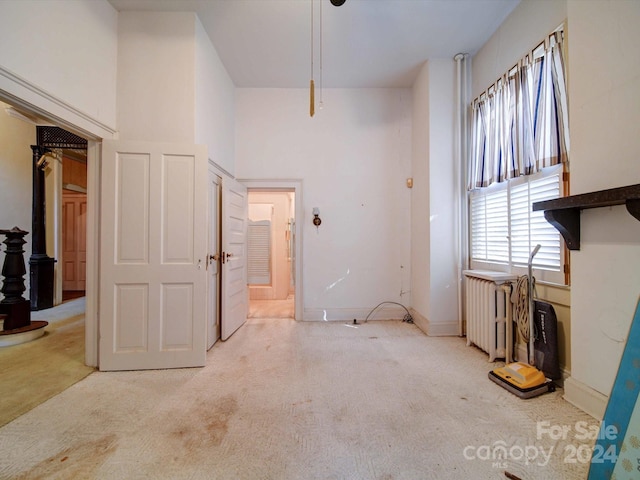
[108,0,520,88]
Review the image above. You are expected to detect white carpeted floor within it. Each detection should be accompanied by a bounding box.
[0,317,595,479]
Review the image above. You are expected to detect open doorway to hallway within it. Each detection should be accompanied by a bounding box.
[0,101,92,425]
[1,102,89,309]
[247,190,295,319]
[61,150,88,302]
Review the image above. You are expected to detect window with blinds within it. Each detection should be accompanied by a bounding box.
[469,164,564,284]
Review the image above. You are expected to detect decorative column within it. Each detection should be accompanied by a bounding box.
[29,146,55,311]
[0,227,31,330]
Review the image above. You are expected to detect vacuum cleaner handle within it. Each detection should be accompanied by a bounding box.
[528,244,541,365]
[528,244,541,267]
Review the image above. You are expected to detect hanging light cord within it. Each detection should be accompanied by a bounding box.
[311,0,314,81]
[319,0,323,108]
[310,0,315,117]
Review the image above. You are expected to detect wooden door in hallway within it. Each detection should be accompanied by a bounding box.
[62,192,87,291]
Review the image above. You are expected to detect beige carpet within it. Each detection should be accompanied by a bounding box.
[0,317,595,479]
[0,297,94,427]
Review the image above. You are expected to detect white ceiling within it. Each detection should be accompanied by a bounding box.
[108,0,520,88]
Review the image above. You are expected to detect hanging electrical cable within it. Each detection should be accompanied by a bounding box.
[310,0,315,117]
[318,0,323,110]
[364,302,413,323]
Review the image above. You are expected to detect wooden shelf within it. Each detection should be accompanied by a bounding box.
[532,184,640,250]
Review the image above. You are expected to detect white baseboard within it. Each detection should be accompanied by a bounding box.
[302,306,407,322]
[563,376,607,420]
[409,309,458,336]
[428,321,459,336]
[410,309,429,334]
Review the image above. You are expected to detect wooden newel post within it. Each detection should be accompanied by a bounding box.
[0,227,31,330]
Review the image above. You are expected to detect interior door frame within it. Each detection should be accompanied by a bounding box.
[207,167,222,349]
[239,179,303,321]
[0,93,106,368]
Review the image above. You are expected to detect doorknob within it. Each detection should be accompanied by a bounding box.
[222,251,233,264]
[206,253,220,270]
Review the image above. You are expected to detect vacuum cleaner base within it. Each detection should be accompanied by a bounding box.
[489,362,555,399]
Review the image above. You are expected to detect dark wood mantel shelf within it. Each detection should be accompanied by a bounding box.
[532,184,640,251]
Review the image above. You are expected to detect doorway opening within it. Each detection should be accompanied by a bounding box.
[61,149,88,302]
[0,101,94,424]
[247,189,295,319]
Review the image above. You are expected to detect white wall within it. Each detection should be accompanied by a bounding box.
[565,0,640,418]
[410,60,458,335]
[471,0,567,99]
[118,12,236,176]
[195,18,236,175]
[117,12,196,143]
[236,88,412,320]
[0,0,118,138]
[0,102,36,300]
[428,59,458,332]
[411,64,431,324]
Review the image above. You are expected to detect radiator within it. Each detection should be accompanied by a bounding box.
[463,270,517,362]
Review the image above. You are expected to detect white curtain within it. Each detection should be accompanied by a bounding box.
[469,30,569,190]
[533,31,570,169]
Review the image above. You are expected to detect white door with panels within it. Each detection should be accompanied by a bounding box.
[221,178,248,340]
[99,140,208,371]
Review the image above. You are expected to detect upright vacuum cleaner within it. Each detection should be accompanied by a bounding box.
[488,245,558,399]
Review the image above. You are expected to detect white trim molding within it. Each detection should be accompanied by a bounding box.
[303,306,407,323]
[410,308,459,337]
[240,179,303,322]
[563,376,607,420]
[0,65,116,140]
[84,140,101,368]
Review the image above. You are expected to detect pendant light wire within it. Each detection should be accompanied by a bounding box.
[319,0,323,108]
[310,0,315,117]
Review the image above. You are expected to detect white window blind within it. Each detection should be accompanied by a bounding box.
[247,220,271,285]
[510,172,561,270]
[470,194,487,261]
[485,189,509,263]
[470,186,508,264]
[469,166,564,283]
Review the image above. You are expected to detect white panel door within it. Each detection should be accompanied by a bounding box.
[221,178,247,340]
[99,140,208,371]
